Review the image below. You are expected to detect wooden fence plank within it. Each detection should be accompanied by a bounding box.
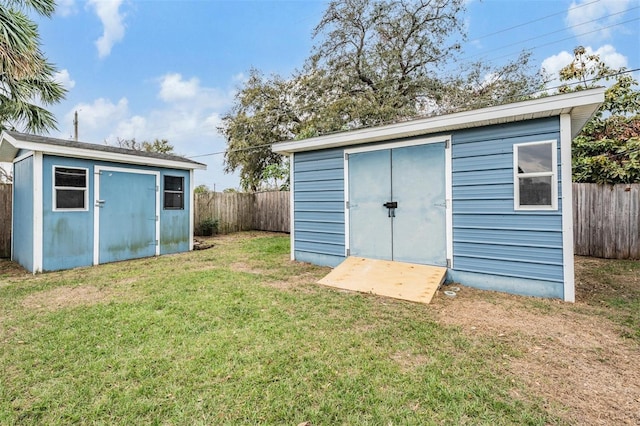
[572,183,640,259]
[615,185,631,259]
[630,185,640,258]
[0,184,11,258]
[193,191,289,235]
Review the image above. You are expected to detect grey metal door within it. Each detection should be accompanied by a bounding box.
[348,142,446,266]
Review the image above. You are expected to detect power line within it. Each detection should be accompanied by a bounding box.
[469,0,602,42]
[461,5,640,62]
[467,16,640,65]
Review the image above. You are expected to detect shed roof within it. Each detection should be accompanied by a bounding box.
[0,131,207,170]
[272,87,605,154]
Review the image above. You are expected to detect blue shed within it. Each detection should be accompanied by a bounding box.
[0,131,206,273]
[272,88,605,302]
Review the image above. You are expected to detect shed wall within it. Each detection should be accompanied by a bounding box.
[42,156,94,270]
[293,148,345,266]
[159,169,191,255]
[12,156,34,271]
[38,155,192,271]
[449,117,565,298]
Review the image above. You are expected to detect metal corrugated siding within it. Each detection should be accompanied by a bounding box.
[293,149,345,262]
[451,117,564,289]
[12,156,34,272]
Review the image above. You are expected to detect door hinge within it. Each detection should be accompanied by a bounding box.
[446,258,452,268]
[156,239,159,246]
[445,139,450,149]
[346,248,350,256]
[345,201,350,209]
[344,152,349,160]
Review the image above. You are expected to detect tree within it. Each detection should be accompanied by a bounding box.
[558,46,640,184]
[436,51,547,114]
[220,0,543,190]
[309,0,465,124]
[261,161,289,191]
[220,70,301,192]
[0,0,66,133]
[0,164,11,182]
[194,184,210,194]
[113,138,175,154]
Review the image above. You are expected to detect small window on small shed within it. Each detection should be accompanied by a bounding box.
[54,167,88,211]
[164,175,184,210]
[514,141,557,210]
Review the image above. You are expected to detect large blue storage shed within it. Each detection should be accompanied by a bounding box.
[0,131,206,273]
[273,88,605,301]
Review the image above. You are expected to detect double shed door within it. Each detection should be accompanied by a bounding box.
[348,142,447,266]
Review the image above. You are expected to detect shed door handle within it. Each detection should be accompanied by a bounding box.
[383,201,397,217]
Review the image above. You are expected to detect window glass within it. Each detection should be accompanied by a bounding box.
[518,176,552,206]
[56,189,86,209]
[517,144,552,173]
[55,167,86,188]
[165,176,183,192]
[164,176,184,210]
[514,141,556,210]
[54,167,87,210]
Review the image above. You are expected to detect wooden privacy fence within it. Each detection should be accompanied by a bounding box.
[194,191,290,234]
[573,183,640,259]
[0,184,10,258]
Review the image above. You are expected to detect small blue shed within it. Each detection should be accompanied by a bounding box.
[273,88,605,301]
[0,131,206,273]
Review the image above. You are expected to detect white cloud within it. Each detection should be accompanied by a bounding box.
[565,0,632,42]
[65,97,129,141]
[158,72,234,110]
[88,0,126,59]
[57,0,77,16]
[62,75,240,188]
[159,73,200,102]
[541,45,629,90]
[53,69,76,90]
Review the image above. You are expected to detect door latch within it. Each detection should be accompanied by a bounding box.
[383,201,397,217]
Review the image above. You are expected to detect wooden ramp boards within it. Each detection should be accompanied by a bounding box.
[318,256,447,304]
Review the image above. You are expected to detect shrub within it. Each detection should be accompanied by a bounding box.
[196,218,219,236]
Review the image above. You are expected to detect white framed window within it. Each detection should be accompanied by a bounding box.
[513,140,557,210]
[164,175,184,210]
[53,166,88,211]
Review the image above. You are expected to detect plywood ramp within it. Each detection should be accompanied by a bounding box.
[318,257,447,304]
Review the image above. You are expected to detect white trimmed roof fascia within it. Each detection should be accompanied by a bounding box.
[272,88,606,154]
[0,132,207,170]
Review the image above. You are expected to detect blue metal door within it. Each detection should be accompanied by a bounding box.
[348,143,446,266]
[97,169,157,264]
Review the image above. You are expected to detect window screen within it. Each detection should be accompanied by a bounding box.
[514,142,556,210]
[164,176,184,209]
[54,167,87,210]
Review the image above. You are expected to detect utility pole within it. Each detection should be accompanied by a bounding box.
[73,111,78,141]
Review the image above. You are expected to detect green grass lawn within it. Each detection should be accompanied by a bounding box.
[0,233,596,424]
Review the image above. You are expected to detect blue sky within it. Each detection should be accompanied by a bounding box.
[28,0,640,189]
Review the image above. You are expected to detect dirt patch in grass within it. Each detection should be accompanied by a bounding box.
[431,284,640,425]
[21,286,120,311]
[0,259,28,281]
